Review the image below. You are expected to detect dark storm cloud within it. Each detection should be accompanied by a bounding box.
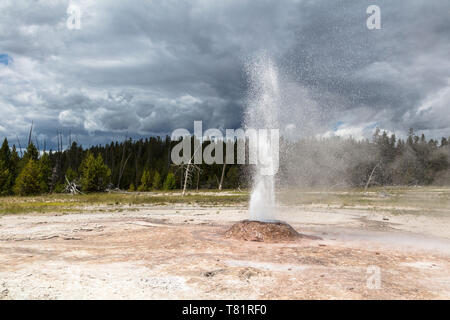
[0,0,449,148]
[282,0,450,136]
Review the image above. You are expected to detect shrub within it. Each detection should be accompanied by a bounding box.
[163,172,176,190]
[13,159,45,195]
[79,153,111,192]
[153,171,162,190]
[38,153,51,193]
[65,167,78,182]
[0,160,13,196]
[138,169,152,191]
[53,183,65,193]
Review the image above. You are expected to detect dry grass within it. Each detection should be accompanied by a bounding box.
[0,191,250,215]
[277,186,450,216]
[0,186,449,216]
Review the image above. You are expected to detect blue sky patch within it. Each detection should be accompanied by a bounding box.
[332,121,344,131]
[0,53,13,66]
[366,122,379,129]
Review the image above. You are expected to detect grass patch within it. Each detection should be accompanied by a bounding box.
[0,200,78,215]
[277,186,450,215]
[0,191,249,215]
[0,187,448,216]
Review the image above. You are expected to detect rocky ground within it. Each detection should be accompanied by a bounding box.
[1,191,449,299]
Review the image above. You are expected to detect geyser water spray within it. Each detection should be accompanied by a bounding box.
[244,54,280,222]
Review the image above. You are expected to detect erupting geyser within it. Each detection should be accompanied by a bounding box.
[244,54,280,222]
[225,54,310,242]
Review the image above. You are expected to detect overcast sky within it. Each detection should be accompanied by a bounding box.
[1,0,449,149]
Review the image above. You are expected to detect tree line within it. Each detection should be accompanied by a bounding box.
[279,128,450,188]
[0,128,449,196]
[0,135,243,195]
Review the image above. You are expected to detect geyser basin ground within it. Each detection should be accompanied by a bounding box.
[0,188,449,299]
[225,219,320,242]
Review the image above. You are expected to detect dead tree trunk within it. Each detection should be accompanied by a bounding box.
[27,122,33,147]
[182,159,191,197]
[365,161,381,192]
[64,176,83,195]
[49,131,63,193]
[118,153,131,189]
[117,137,129,189]
[181,144,201,197]
[16,136,23,157]
[218,162,227,191]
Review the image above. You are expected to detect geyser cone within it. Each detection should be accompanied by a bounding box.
[225,220,318,242]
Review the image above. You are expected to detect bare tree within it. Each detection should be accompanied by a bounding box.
[49,131,64,193]
[181,163,202,196]
[218,162,227,191]
[16,135,23,157]
[182,158,192,196]
[117,152,131,189]
[27,121,33,147]
[64,176,83,195]
[172,144,202,197]
[365,161,381,192]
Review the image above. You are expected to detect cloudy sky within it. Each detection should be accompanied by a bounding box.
[1,0,449,149]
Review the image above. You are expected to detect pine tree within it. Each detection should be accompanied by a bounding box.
[0,160,12,195]
[163,172,176,190]
[79,153,111,192]
[0,138,11,167]
[38,153,51,193]
[407,128,414,146]
[13,159,44,195]
[138,169,152,191]
[0,139,13,195]
[226,166,239,188]
[153,171,162,190]
[65,167,78,182]
[23,142,39,162]
[10,145,19,180]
